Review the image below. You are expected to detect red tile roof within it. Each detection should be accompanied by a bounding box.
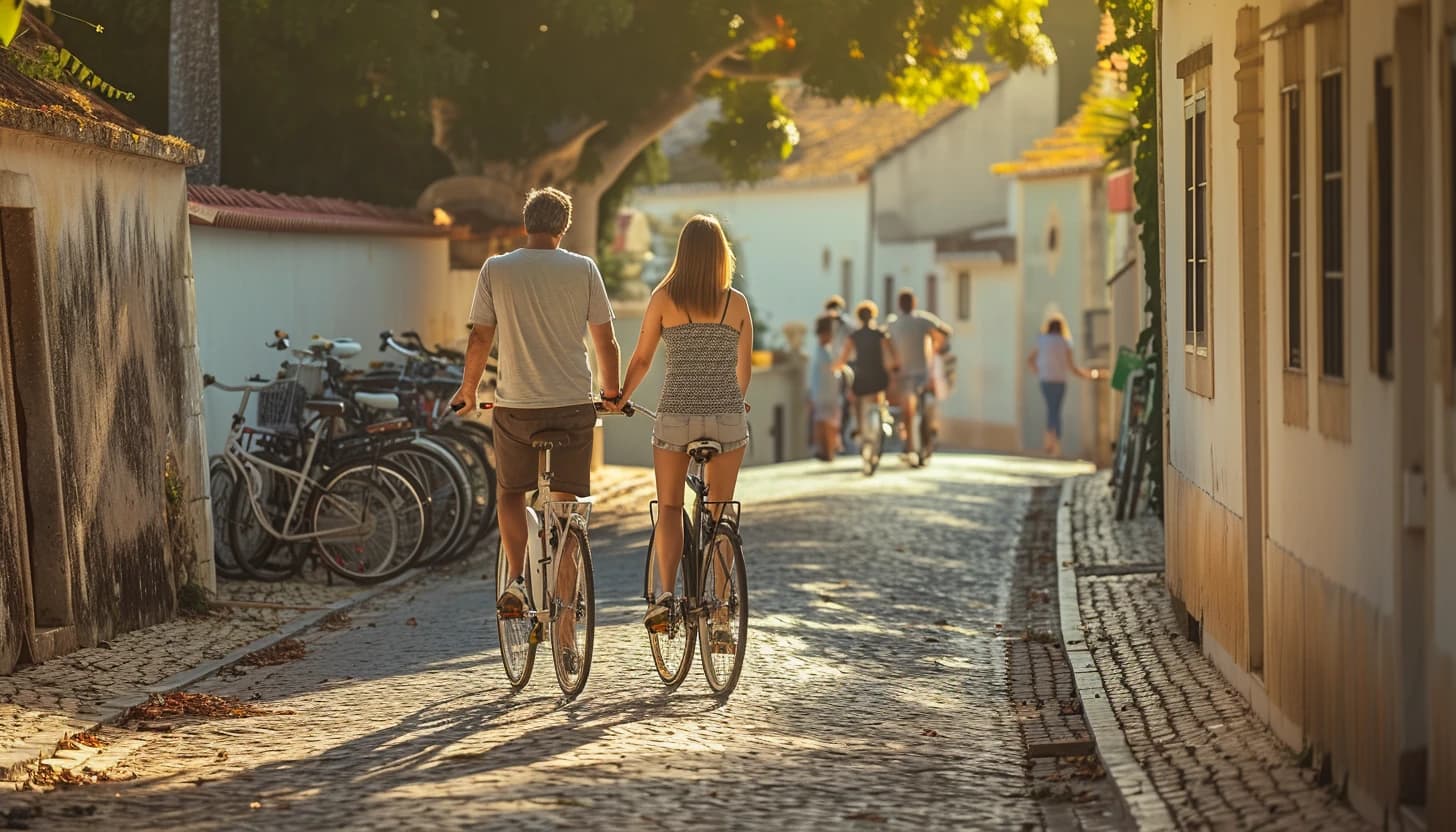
[187,186,450,238]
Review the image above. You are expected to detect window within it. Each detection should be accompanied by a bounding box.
[1449,33,1456,394]
[1283,88,1304,370]
[926,273,939,316]
[1184,91,1210,352]
[956,270,971,321]
[840,259,853,307]
[882,275,894,315]
[1374,59,1395,379]
[1318,71,1346,380]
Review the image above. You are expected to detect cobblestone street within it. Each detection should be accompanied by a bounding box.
[2,455,1098,830]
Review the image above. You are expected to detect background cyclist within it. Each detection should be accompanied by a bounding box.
[886,289,951,465]
[834,300,899,445]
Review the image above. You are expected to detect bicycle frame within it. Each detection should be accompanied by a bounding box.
[215,384,371,544]
[522,442,593,618]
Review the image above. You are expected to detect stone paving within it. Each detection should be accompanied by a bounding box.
[1070,472,1371,830]
[1,454,1095,830]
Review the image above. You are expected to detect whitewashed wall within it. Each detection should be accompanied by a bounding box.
[193,227,460,454]
[631,183,869,340]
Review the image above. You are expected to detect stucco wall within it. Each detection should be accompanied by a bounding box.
[193,228,458,455]
[870,69,1059,243]
[630,184,869,340]
[0,127,208,672]
[1015,175,1102,460]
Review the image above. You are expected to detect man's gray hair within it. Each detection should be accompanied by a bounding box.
[522,187,573,236]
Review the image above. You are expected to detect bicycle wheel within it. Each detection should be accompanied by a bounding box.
[495,539,535,689]
[208,457,247,580]
[1114,426,1144,521]
[918,392,936,466]
[310,460,429,583]
[432,427,497,557]
[861,405,883,477]
[644,508,694,690]
[385,438,470,565]
[549,520,594,699]
[698,522,748,697]
[228,455,303,582]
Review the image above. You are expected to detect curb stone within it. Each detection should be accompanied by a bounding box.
[1055,477,1177,831]
[0,566,426,782]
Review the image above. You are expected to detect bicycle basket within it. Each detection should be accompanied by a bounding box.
[256,380,307,431]
[278,361,325,397]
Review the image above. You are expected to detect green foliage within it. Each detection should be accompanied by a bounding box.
[1096,0,1162,519]
[52,1,1055,212]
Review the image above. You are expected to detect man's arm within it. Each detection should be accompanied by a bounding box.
[451,323,495,412]
[589,321,622,400]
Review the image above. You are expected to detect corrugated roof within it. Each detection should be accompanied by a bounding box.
[658,78,1003,189]
[187,186,450,238]
[0,12,199,165]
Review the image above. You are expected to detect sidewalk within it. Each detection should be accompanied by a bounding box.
[0,465,654,790]
[1061,473,1370,829]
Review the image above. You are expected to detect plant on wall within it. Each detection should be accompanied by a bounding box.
[1097,0,1162,519]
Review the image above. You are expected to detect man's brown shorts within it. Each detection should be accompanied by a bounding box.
[492,404,596,495]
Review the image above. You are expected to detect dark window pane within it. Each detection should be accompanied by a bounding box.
[1323,276,1345,378]
[1450,41,1455,371]
[1196,261,1207,340]
[1289,252,1302,367]
[1195,110,1207,185]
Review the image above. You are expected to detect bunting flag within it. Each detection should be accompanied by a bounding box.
[1,0,22,48]
[49,45,134,101]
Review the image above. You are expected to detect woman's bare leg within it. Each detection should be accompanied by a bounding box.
[652,447,691,595]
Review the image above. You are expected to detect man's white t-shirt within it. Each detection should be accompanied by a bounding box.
[467,248,614,409]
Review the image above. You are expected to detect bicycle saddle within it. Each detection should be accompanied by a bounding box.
[304,399,346,417]
[687,439,722,461]
[354,391,400,411]
[310,336,362,359]
[530,430,572,450]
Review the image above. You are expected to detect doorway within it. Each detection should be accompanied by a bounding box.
[0,207,74,640]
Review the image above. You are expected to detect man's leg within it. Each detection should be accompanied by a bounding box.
[498,489,528,580]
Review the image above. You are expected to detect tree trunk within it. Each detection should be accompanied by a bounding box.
[168,0,221,186]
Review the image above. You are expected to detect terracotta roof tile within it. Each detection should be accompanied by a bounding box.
[187,186,449,238]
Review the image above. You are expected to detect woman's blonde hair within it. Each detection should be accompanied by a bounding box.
[658,214,735,318]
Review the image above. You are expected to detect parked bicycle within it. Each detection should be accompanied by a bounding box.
[206,372,432,584]
[630,403,749,697]
[1112,367,1158,521]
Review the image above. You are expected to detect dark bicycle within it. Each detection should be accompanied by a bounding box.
[631,404,749,697]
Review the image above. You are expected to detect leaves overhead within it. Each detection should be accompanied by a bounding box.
[50,1,1054,204]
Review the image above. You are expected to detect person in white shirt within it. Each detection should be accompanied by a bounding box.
[1026,314,1098,457]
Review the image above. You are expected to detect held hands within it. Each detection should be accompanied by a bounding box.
[600,389,625,412]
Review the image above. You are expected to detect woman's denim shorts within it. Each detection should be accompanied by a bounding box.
[652,411,750,453]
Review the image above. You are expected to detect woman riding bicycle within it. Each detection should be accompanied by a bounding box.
[612,215,754,632]
[835,300,900,444]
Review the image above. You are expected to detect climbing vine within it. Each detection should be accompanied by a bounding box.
[1098,0,1164,519]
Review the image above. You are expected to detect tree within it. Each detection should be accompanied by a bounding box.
[53,1,1056,253]
[167,0,220,185]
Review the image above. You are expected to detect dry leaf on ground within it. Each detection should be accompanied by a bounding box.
[239,638,307,667]
[124,692,293,722]
[319,611,351,630]
[57,732,107,751]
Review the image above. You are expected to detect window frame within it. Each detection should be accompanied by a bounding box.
[1373,58,1395,381]
[1282,85,1305,372]
[956,270,972,322]
[926,272,939,317]
[1180,58,1215,398]
[1317,68,1347,383]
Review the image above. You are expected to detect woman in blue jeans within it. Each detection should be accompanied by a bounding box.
[1027,315,1097,457]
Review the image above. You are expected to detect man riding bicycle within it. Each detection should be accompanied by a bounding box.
[451,187,622,620]
[886,288,951,465]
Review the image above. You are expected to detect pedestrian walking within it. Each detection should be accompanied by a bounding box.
[612,214,753,632]
[809,315,843,461]
[1026,314,1097,458]
[824,295,855,449]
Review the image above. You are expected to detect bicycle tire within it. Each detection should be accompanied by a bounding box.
[550,521,594,699]
[918,391,935,467]
[1115,426,1143,521]
[644,508,694,690]
[1125,432,1146,520]
[861,405,883,477]
[309,459,430,583]
[208,457,247,580]
[385,438,470,565]
[447,421,498,533]
[432,426,497,555]
[227,454,303,582]
[495,540,536,690]
[698,523,748,697]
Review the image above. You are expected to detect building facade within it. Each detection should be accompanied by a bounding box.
[0,28,210,674]
[1158,0,1456,824]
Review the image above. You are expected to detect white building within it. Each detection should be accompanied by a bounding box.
[632,69,1071,454]
[189,187,466,455]
[1158,1,1456,825]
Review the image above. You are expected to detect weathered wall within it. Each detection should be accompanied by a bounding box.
[0,219,29,674]
[0,126,209,673]
[192,227,457,455]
